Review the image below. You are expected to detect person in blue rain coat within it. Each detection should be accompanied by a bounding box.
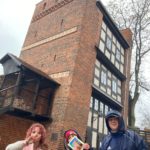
[99,110,148,150]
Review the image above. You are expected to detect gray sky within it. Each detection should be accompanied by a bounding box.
[0,0,41,74]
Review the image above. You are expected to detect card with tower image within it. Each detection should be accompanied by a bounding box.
[68,136,84,150]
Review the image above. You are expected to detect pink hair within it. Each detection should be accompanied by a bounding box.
[25,123,46,145]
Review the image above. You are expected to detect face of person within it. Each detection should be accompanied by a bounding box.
[30,127,42,143]
[68,134,77,143]
[108,117,119,131]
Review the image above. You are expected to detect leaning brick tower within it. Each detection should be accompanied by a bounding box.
[20,0,100,149]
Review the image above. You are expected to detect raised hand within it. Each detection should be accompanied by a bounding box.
[83,143,90,150]
[25,136,33,145]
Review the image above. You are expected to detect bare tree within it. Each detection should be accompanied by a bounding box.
[107,0,150,127]
[137,97,150,128]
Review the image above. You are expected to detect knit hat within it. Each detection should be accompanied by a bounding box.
[64,129,77,142]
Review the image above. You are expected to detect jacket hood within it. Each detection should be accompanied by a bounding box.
[64,129,82,150]
[105,110,125,134]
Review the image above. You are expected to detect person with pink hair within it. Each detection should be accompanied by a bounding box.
[5,123,47,150]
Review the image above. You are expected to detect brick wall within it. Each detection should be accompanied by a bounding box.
[120,29,132,124]
[20,0,102,149]
[0,115,34,149]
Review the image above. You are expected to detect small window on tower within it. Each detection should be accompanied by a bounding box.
[116,48,121,61]
[43,3,46,10]
[106,36,112,50]
[112,80,117,93]
[101,70,107,85]
[55,0,60,3]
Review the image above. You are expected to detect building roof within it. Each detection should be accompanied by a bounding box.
[0,53,60,86]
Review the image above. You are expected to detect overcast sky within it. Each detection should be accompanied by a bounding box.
[0,0,41,74]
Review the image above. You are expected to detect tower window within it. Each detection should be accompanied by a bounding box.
[106,36,112,50]
[116,49,121,61]
[112,80,117,93]
[101,71,107,85]
[43,3,46,10]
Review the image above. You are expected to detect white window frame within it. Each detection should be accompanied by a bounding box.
[101,71,107,85]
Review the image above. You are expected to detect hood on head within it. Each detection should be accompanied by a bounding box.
[64,129,77,142]
[105,110,125,133]
[64,129,82,149]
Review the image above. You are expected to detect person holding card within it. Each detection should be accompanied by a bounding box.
[64,129,90,150]
[5,123,48,150]
[99,110,148,150]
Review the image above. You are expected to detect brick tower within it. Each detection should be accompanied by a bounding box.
[0,0,132,149]
[20,0,101,149]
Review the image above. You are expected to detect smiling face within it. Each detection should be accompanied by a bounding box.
[68,134,77,142]
[64,130,77,143]
[108,117,119,131]
[30,127,42,143]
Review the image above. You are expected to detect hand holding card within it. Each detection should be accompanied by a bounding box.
[68,136,84,150]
